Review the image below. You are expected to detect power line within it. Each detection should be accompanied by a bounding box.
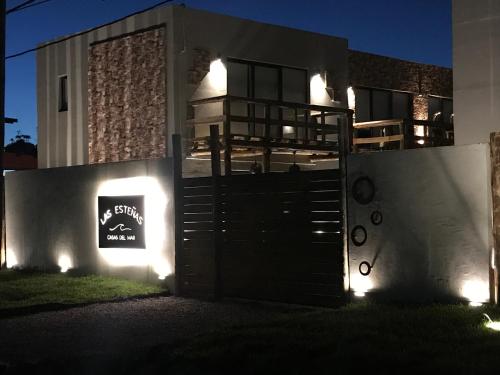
[7,0,53,14]
[7,0,37,14]
[6,0,175,59]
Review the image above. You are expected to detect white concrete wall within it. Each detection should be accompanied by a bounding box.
[347,144,492,303]
[453,0,500,145]
[5,159,175,288]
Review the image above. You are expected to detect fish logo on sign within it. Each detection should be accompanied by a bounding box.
[98,195,146,249]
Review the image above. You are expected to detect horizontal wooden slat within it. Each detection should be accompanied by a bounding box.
[183,230,214,240]
[183,195,213,205]
[353,134,404,145]
[353,119,404,129]
[182,176,213,188]
[184,212,213,222]
[183,185,214,197]
[183,221,214,231]
[183,204,213,213]
[186,115,225,126]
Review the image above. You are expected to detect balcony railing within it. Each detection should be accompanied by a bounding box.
[352,119,454,153]
[187,95,353,174]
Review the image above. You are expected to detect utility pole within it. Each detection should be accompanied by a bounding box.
[0,0,5,267]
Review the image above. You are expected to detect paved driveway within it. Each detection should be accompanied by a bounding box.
[0,297,312,369]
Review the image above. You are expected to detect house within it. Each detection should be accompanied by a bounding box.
[10,4,490,307]
[36,4,452,175]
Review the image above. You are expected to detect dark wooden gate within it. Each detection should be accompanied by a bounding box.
[178,169,345,306]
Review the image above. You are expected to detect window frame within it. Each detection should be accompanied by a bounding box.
[428,95,453,125]
[353,86,413,122]
[58,75,68,112]
[226,57,309,104]
[226,58,309,138]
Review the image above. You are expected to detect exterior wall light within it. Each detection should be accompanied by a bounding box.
[58,254,72,273]
[6,248,18,269]
[462,279,489,307]
[153,257,172,280]
[208,58,227,92]
[347,86,355,111]
[484,314,500,331]
[351,273,373,298]
[310,73,329,105]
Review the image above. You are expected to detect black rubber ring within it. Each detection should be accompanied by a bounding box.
[359,261,372,276]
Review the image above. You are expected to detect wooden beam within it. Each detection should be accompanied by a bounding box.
[172,134,183,296]
[209,125,221,177]
[186,115,225,126]
[223,98,232,176]
[229,139,338,152]
[209,125,222,300]
[353,119,404,129]
[352,134,404,145]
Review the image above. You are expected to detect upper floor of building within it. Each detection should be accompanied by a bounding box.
[36,4,452,172]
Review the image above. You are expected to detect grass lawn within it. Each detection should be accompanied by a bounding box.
[156,302,500,374]
[0,269,167,311]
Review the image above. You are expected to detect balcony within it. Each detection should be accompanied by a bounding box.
[352,119,454,153]
[186,96,455,175]
[187,95,352,174]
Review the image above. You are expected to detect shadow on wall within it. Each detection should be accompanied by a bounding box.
[347,144,492,304]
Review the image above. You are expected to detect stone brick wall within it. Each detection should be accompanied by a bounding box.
[348,50,452,121]
[188,48,210,85]
[88,27,166,164]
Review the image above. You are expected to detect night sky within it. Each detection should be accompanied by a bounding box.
[5,0,451,144]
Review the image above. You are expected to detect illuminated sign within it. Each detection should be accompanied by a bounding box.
[98,195,146,249]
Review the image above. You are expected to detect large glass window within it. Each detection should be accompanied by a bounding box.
[428,96,453,125]
[354,87,411,123]
[372,90,391,121]
[227,61,248,97]
[227,59,308,138]
[227,59,307,102]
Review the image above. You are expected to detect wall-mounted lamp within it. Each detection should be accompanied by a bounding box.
[6,248,18,269]
[58,254,72,273]
[462,279,489,307]
[347,86,355,111]
[351,273,373,298]
[208,58,227,92]
[310,73,328,105]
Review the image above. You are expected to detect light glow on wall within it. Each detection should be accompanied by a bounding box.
[462,279,489,306]
[310,73,328,105]
[153,256,172,280]
[58,254,72,273]
[351,273,373,297]
[6,248,18,269]
[208,58,227,91]
[96,177,171,279]
[347,86,355,111]
[415,125,425,137]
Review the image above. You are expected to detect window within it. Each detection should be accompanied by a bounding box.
[227,58,307,102]
[354,87,412,123]
[58,76,68,112]
[226,59,308,137]
[428,96,453,125]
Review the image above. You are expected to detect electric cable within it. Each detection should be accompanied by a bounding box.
[6,0,175,59]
